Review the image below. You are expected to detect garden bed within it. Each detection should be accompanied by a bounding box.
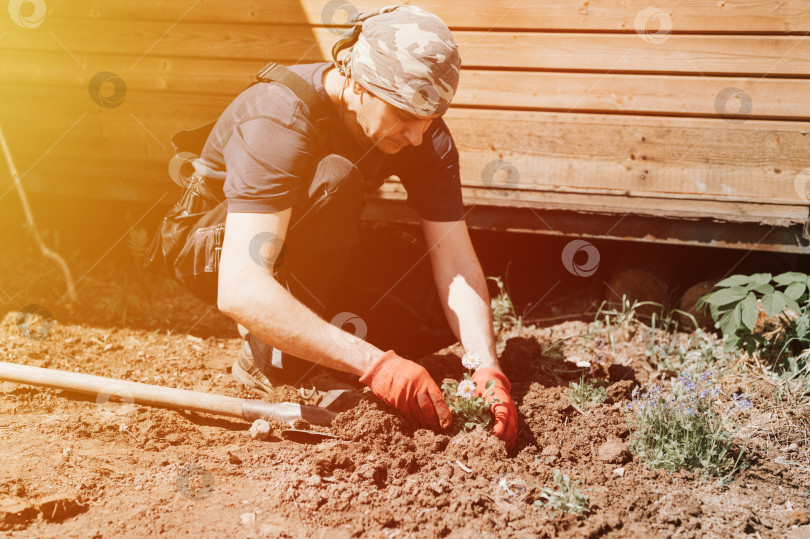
[1,246,809,538]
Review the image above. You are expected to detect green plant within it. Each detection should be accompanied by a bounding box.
[698,272,810,361]
[643,308,698,365]
[565,375,607,410]
[441,353,500,430]
[649,325,738,375]
[126,227,150,271]
[594,295,662,331]
[588,295,663,362]
[533,469,589,515]
[626,370,750,481]
[487,275,521,332]
[773,349,810,405]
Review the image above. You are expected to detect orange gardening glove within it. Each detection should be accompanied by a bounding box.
[472,368,518,450]
[359,350,452,430]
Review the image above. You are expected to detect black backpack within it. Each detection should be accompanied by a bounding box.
[142,62,332,306]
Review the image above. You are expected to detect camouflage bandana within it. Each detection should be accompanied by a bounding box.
[332,5,461,117]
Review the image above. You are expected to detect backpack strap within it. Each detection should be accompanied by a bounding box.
[254,61,333,144]
[171,62,333,156]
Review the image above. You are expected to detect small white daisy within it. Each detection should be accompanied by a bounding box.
[456,380,476,399]
[461,352,482,370]
[576,360,591,368]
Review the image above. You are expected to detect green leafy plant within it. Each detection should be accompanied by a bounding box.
[487,275,521,332]
[126,227,150,271]
[698,272,810,360]
[533,469,589,515]
[441,353,500,430]
[626,370,751,481]
[565,375,607,410]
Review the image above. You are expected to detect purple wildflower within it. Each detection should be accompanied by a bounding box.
[732,393,753,411]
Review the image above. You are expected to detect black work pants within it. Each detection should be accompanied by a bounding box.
[246,155,457,383]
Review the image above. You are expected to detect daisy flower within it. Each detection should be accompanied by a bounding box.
[456,379,477,399]
[461,352,482,370]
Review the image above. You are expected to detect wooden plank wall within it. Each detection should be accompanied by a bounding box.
[1,0,809,228]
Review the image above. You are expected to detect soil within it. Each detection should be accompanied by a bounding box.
[1,245,810,538]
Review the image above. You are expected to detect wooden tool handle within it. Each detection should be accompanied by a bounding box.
[0,361,244,417]
[0,361,336,426]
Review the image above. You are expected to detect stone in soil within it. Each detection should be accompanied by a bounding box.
[249,419,271,440]
[542,445,561,458]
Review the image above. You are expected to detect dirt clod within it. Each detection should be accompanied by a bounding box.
[598,439,631,464]
[607,380,636,402]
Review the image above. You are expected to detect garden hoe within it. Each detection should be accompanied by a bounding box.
[0,361,350,442]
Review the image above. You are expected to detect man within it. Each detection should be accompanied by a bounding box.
[199,6,517,448]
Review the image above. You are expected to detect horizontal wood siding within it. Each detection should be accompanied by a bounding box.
[1,0,808,238]
[41,0,810,32]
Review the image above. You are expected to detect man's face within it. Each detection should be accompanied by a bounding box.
[350,81,441,155]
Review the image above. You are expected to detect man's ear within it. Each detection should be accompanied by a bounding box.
[348,78,365,95]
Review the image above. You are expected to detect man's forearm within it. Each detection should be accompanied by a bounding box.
[437,261,501,371]
[220,273,382,376]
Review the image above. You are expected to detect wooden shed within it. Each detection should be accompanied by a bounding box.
[1,1,809,253]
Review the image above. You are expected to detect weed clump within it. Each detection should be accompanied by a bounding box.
[534,469,589,515]
[565,376,607,410]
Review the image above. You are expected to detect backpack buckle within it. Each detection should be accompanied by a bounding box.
[256,61,279,82]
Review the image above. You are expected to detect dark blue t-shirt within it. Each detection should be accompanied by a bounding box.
[193,62,464,222]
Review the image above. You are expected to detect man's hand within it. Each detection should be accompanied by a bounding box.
[359,351,452,430]
[472,368,518,450]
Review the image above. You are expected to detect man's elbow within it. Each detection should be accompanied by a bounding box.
[217,287,239,317]
[216,271,280,316]
[217,274,247,316]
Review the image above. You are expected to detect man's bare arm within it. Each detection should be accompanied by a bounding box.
[423,218,518,447]
[217,209,381,376]
[421,218,501,371]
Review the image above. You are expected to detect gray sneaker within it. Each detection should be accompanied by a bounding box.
[231,324,362,400]
[231,332,277,394]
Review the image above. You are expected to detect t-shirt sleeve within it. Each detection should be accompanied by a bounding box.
[393,118,465,222]
[222,108,318,214]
